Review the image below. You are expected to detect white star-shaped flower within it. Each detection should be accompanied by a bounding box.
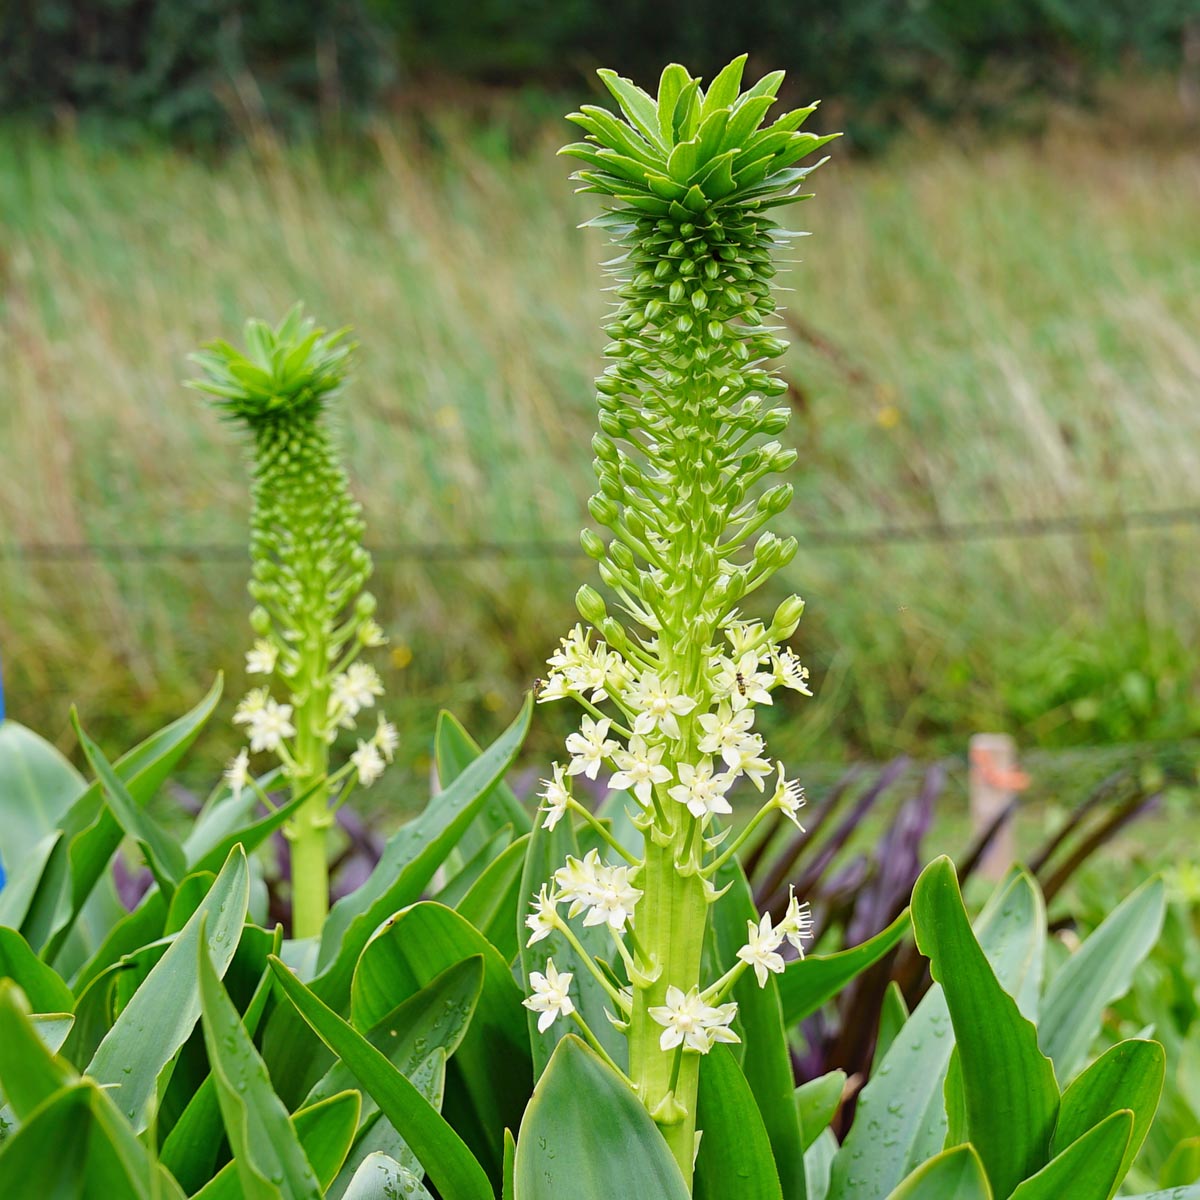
[779,888,814,956]
[770,763,806,829]
[538,763,571,831]
[224,748,250,802]
[245,639,278,675]
[609,736,672,806]
[723,733,772,790]
[373,717,400,762]
[696,704,757,767]
[524,885,560,946]
[244,699,296,754]
[648,986,742,1054]
[627,673,696,741]
[773,648,812,696]
[737,913,786,987]
[331,663,384,719]
[523,960,575,1033]
[580,864,642,933]
[668,759,734,821]
[564,715,618,781]
[553,849,604,919]
[351,739,385,787]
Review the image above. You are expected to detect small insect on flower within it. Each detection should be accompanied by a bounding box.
[351,739,386,787]
[524,959,576,1032]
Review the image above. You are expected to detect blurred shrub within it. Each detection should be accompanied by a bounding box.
[1,0,1196,142]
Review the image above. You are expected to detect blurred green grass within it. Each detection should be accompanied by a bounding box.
[1,95,1198,812]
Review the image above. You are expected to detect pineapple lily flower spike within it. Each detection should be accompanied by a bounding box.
[188,307,396,938]
[522,56,835,1188]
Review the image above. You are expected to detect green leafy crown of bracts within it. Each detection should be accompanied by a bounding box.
[561,55,836,217]
[187,304,355,423]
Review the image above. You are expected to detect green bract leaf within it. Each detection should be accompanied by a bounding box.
[779,910,910,1026]
[694,1043,783,1200]
[911,857,1059,1199]
[885,1145,992,1199]
[1009,1109,1133,1200]
[85,844,249,1131]
[1039,876,1165,1082]
[267,956,493,1200]
[514,1036,689,1199]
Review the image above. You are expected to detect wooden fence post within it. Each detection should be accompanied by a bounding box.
[969,733,1026,880]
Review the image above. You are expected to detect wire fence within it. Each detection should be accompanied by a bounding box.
[3,504,1200,563]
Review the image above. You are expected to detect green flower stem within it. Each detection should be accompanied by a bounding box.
[703,801,777,879]
[555,918,628,1010]
[567,798,639,865]
[570,1011,634,1085]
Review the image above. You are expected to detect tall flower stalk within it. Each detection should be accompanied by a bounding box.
[189,308,396,938]
[523,58,833,1186]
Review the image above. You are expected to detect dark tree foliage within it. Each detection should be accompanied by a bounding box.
[1,0,1195,141]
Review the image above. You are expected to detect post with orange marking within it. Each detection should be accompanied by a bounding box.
[968,734,1029,880]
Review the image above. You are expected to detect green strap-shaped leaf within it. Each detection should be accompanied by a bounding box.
[694,1043,784,1200]
[829,868,1046,1200]
[85,844,249,1131]
[267,956,493,1200]
[1052,1039,1164,1196]
[709,858,807,1200]
[199,930,323,1200]
[434,709,531,860]
[437,827,514,909]
[1039,877,1165,1082]
[885,1145,992,1199]
[342,1151,434,1200]
[870,981,909,1077]
[19,675,222,963]
[0,980,77,1121]
[72,711,189,894]
[193,1092,361,1200]
[456,834,529,962]
[503,1129,516,1200]
[0,1080,186,1198]
[0,720,84,922]
[306,956,482,1117]
[778,911,911,1026]
[1122,1190,1200,1200]
[0,928,74,1013]
[161,936,283,1192]
[1009,1110,1133,1200]
[795,1072,846,1153]
[349,902,531,1181]
[911,857,1059,1199]
[514,1035,690,1199]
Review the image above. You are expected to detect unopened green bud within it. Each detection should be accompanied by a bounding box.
[576,585,608,626]
[760,483,794,516]
[588,494,620,526]
[592,432,618,461]
[580,529,607,560]
[600,617,628,650]
[355,592,377,617]
[250,606,271,635]
[761,407,791,435]
[769,594,806,640]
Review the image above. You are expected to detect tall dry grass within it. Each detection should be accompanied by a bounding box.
[1,98,1198,791]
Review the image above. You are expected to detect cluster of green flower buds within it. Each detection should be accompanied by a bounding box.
[189,307,396,935]
[522,57,833,1186]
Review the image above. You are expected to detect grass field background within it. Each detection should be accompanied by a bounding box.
[2,90,1198,819]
